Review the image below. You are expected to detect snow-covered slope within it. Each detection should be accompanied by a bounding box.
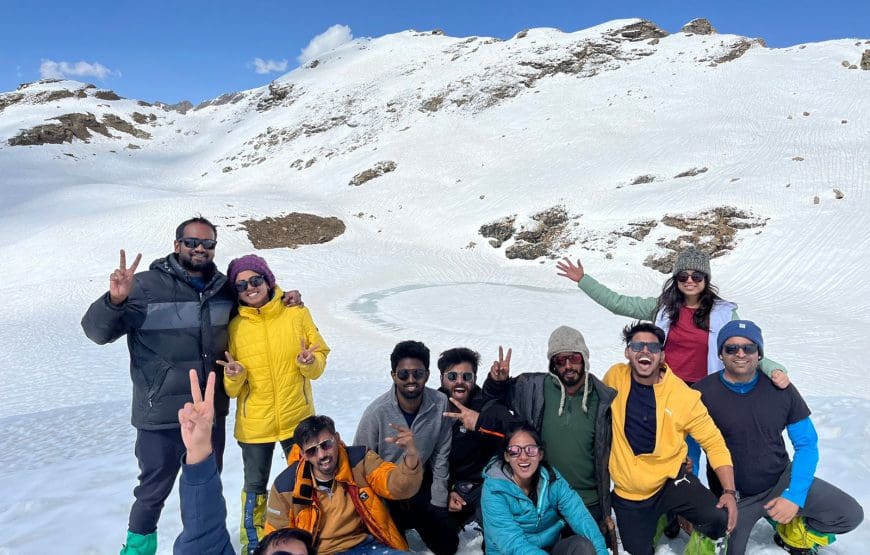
[0,18,867,554]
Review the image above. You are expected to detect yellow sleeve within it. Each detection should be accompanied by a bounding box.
[298,307,329,380]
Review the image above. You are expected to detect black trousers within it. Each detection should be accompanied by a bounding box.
[128,415,226,534]
[449,480,483,530]
[239,437,295,493]
[388,471,459,555]
[612,467,727,555]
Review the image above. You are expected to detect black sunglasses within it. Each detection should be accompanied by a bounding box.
[628,341,663,353]
[303,438,336,457]
[394,368,427,381]
[179,237,217,249]
[676,271,706,283]
[234,275,266,292]
[723,344,759,355]
[445,371,475,382]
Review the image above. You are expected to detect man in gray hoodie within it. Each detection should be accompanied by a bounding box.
[354,340,457,555]
[483,326,617,539]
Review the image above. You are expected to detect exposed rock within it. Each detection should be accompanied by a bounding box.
[0,93,24,112]
[131,112,157,124]
[505,242,549,260]
[8,112,111,145]
[93,90,122,101]
[631,174,656,185]
[714,39,753,63]
[643,206,766,273]
[241,213,346,249]
[681,18,716,35]
[479,216,517,242]
[814,195,820,204]
[648,38,660,45]
[833,188,844,199]
[308,59,320,68]
[349,160,397,186]
[420,94,446,112]
[102,114,151,139]
[155,100,194,114]
[126,143,141,150]
[431,29,445,36]
[862,50,870,70]
[609,20,668,41]
[674,166,708,178]
[792,156,804,162]
[257,82,298,112]
[616,220,657,241]
[515,29,529,39]
[137,100,153,107]
[195,91,247,110]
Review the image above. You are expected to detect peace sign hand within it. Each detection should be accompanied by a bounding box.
[216,351,245,378]
[178,369,215,465]
[443,397,480,431]
[109,249,142,305]
[489,346,512,382]
[297,338,320,365]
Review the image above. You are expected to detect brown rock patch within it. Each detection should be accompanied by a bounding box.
[240,213,346,249]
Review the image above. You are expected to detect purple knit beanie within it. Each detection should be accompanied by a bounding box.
[227,254,276,289]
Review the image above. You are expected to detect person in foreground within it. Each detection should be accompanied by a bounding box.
[265,415,423,554]
[220,254,330,554]
[173,369,316,555]
[481,423,608,555]
[694,320,863,554]
[604,322,736,555]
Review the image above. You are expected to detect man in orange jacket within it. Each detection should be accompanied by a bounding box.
[264,415,422,555]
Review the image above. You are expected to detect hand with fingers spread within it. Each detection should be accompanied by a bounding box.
[297,338,320,365]
[443,397,480,431]
[109,249,142,305]
[178,369,215,465]
[216,351,245,378]
[555,257,585,283]
[385,422,420,469]
[489,346,512,382]
[282,289,304,307]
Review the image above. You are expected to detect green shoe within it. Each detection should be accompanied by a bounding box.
[240,490,269,554]
[775,517,836,552]
[120,530,157,555]
[684,529,726,555]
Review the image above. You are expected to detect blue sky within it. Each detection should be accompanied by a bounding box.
[2,0,868,103]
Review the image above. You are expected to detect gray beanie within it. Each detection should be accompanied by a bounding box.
[673,246,711,278]
[547,326,592,414]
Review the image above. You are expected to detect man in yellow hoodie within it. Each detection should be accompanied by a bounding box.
[604,321,737,555]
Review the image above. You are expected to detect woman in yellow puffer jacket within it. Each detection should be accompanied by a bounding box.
[218,254,329,555]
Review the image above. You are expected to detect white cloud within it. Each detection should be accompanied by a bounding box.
[298,24,353,64]
[40,59,114,80]
[253,58,289,75]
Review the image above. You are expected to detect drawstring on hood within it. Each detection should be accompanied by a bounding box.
[546,326,592,415]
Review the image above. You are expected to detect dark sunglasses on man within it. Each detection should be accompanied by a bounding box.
[444,371,474,382]
[723,343,759,355]
[179,237,217,250]
[552,353,584,366]
[393,368,427,381]
[303,438,336,458]
[628,341,663,353]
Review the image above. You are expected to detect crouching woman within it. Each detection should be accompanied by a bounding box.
[481,424,608,555]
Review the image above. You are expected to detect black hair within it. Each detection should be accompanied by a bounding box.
[293,415,336,449]
[622,321,666,346]
[653,275,723,331]
[437,347,480,373]
[390,340,430,371]
[254,527,316,555]
[175,215,217,240]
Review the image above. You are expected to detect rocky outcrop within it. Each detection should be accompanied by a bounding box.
[241,213,346,249]
[681,18,716,35]
[609,20,668,41]
[8,112,150,146]
[349,161,397,186]
[861,50,870,70]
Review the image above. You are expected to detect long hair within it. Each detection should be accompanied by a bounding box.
[654,276,723,331]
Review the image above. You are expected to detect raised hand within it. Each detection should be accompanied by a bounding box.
[282,289,304,307]
[109,249,142,305]
[216,351,245,378]
[385,423,420,469]
[489,346,512,382]
[443,397,480,431]
[297,338,320,365]
[556,257,585,283]
[178,369,215,465]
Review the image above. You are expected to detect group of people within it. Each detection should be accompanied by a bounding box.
[83,216,863,555]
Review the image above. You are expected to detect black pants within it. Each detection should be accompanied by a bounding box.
[128,415,226,534]
[612,468,727,555]
[388,471,459,555]
[449,480,483,530]
[239,438,295,493]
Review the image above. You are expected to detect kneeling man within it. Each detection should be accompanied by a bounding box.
[695,320,863,554]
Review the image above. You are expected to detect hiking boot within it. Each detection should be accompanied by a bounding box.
[774,517,835,553]
[663,516,681,539]
[773,532,818,554]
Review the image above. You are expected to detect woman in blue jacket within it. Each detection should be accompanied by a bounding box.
[481,424,608,555]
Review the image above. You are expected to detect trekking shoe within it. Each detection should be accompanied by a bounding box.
[663,516,681,539]
[119,531,157,555]
[684,529,727,554]
[774,516,835,554]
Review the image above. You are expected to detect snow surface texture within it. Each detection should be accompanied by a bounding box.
[0,18,867,554]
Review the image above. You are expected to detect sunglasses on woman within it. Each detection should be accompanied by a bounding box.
[723,344,759,355]
[506,444,541,458]
[676,271,706,283]
[234,275,266,292]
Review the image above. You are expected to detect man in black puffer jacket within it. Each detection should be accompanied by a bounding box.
[83,217,237,555]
